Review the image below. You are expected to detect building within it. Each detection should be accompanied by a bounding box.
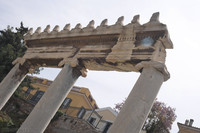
[21,76,98,117]
[83,107,146,133]
[45,107,117,133]
[19,76,147,133]
[84,107,118,133]
[21,77,118,133]
[178,119,200,133]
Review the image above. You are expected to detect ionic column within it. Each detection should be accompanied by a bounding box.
[108,61,170,133]
[17,64,82,133]
[0,63,28,110]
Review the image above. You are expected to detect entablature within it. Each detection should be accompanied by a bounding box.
[15,12,173,74]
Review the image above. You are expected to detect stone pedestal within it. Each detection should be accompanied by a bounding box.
[0,63,28,110]
[17,64,81,133]
[108,62,169,133]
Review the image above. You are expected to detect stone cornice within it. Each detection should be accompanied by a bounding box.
[24,12,173,49]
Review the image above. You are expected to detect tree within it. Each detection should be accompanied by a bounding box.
[113,99,177,133]
[0,22,28,82]
[0,22,41,82]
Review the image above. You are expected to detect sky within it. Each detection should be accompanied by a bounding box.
[1,0,200,132]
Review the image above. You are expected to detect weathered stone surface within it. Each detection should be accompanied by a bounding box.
[108,65,165,133]
[21,12,173,73]
[0,64,28,110]
[45,115,100,133]
[135,61,170,81]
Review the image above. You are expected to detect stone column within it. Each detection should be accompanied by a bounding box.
[17,64,81,133]
[0,63,28,110]
[108,61,170,133]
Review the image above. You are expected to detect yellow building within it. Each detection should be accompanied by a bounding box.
[21,76,98,117]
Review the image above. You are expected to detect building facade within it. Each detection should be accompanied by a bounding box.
[84,107,118,133]
[19,76,147,133]
[21,76,98,117]
[178,119,200,133]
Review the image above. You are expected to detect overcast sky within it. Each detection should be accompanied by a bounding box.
[1,0,200,132]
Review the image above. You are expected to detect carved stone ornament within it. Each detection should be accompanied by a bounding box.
[22,12,173,79]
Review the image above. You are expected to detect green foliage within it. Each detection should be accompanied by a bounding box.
[0,22,28,82]
[0,111,14,128]
[143,100,177,133]
[19,76,35,89]
[0,23,43,82]
[15,76,35,97]
[6,111,28,128]
[113,99,177,133]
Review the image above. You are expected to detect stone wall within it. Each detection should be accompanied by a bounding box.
[45,115,100,133]
[0,95,34,133]
[2,96,147,133]
[2,95,34,115]
[2,95,100,133]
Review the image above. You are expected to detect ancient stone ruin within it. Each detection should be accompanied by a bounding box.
[0,12,173,133]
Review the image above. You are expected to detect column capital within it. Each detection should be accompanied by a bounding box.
[58,58,87,77]
[135,61,170,81]
[12,58,40,74]
[73,65,87,78]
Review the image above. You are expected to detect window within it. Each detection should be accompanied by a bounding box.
[88,117,96,125]
[31,91,44,104]
[103,122,112,133]
[77,107,86,119]
[61,98,72,109]
[24,87,31,97]
[88,95,93,102]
